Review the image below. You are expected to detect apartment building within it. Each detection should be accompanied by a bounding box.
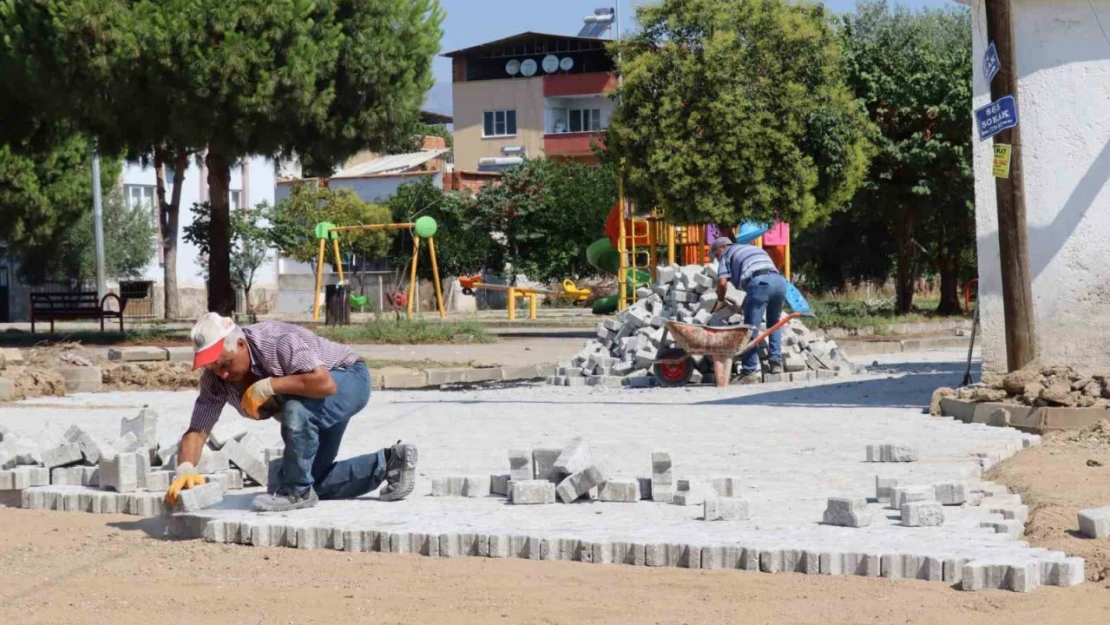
[445,31,617,171]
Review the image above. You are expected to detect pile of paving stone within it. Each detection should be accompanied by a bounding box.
[431,437,750,518]
[937,364,1110,409]
[0,407,281,514]
[547,263,856,387]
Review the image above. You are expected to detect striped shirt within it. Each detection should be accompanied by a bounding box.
[189,321,360,432]
[717,244,778,290]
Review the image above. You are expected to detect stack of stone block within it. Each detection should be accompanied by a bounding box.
[545,262,856,388]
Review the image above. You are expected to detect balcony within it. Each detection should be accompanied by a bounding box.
[544,130,607,158]
[543,72,617,97]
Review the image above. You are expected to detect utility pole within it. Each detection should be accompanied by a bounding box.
[91,143,107,300]
[984,0,1036,371]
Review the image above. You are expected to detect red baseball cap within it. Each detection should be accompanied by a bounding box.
[190,312,238,369]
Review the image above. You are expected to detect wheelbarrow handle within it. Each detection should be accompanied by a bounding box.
[736,312,804,357]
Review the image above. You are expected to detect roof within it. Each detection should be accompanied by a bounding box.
[331,149,448,178]
[419,110,453,125]
[442,31,610,58]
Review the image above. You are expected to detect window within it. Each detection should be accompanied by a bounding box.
[483,110,517,137]
[230,190,242,211]
[568,108,602,132]
[125,184,156,212]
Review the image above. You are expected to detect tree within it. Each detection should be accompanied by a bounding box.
[839,1,973,313]
[183,201,273,314]
[270,185,394,271]
[60,187,157,284]
[459,159,617,283]
[0,0,443,315]
[385,177,490,279]
[606,0,873,228]
[0,123,124,284]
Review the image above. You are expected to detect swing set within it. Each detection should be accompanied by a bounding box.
[311,216,446,321]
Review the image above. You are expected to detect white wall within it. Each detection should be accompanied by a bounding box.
[122,155,278,291]
[969,0,1110,374]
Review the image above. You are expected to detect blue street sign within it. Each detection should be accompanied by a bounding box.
[983,42,1000,84]
[975,95,1019,141]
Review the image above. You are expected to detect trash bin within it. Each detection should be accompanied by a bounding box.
[325,284,350,326]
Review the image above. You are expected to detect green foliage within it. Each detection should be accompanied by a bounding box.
[834,0,974,313]
[0,124,126,284]
[182,201,273,300]
[314,317,494,345]
[269,185,393,270]
[0,0,444,312]
[458,159,618,282]
[421,124,453,151]
[385,177,490,279]
[606,0,873,227]
[59,186,157,284]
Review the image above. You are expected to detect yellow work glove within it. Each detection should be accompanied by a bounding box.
[164,462,207,506]
[241,377,275,419]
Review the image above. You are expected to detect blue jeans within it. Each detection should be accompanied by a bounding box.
[740,273,787,374]
[274,361,384,499]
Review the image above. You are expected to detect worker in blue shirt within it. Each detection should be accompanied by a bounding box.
[711,237,787,384]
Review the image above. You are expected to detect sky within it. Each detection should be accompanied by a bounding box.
[423,0,959,115]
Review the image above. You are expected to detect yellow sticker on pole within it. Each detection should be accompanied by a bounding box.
[993,143,1012,178]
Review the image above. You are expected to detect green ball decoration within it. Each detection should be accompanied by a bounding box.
[414,215,438,238]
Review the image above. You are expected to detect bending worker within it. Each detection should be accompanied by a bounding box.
[164,312,417,512]
[711,236,788,384]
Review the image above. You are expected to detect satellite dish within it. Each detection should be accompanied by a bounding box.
[542,55,559,73]
[505,59,520,76]
[520,59,537,77]
[559,57,574,71]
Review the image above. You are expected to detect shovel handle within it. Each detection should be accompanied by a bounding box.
[736,312,804,357]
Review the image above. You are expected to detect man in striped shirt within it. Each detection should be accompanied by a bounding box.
[163,313,418,512]
[712,237,787,384]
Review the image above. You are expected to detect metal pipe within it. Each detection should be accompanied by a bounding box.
[91,145,106,299]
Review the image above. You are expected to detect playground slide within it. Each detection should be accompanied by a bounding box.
[587,237,651,315]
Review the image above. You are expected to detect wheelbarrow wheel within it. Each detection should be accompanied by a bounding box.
[653,348,695,387]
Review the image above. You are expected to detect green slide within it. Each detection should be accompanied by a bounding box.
[587,238,651,315]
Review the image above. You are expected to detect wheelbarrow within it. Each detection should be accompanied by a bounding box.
[652,312,808,388]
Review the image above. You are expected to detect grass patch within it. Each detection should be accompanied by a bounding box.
[314,318,495,345]
[808,297,970,332]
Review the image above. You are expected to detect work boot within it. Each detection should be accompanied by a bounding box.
[768,360,783,375]
[253,487,319,512]
[379,441,418,502]
[735,370,762,385]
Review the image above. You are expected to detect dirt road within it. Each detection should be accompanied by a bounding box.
[0,504,1107,625]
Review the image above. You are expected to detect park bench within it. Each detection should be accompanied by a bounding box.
[30,292,127,333]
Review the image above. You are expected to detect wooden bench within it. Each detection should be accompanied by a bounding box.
[30,292,127,333]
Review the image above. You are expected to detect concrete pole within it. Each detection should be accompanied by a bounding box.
[91,144,107,299]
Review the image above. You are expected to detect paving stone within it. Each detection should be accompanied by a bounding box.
[509,535,541,559]
[901,501,945,527]
[672,479,712,506]
[597,478,639,502]
[50,466,99,487]
[989,502,1030,523]
[42,443,84,469]
[111,432,144,455]
[1077,506,1110,539]
[759,548,786,573]
[980,520,1024,537]
[485,534,512,558]
[173,481,224,512]
[1041,557,1085,587]
[934,482,967,505]
[207,421,249,449]
[490,474,511,496]
[890,485,935,509]
[99,452,140,493]
[510,480,556,505]
[822,497,871,527]
[703,497,749,521]
[156,442,179,467]
[708,476,742,497]
[555,465,607,503]
[121,407,159,447]
[64,426,114,464]
[651,450,674,503]
[223,436,269,487]
[126,492,166,517]
[145,470,172,492]
[637,476,653,500]
[551,438,591,480]
[875,476,898,503]
[10,467,49,489]
[431,475,491,497]
[193,448,229,474]
[960,561,1039,592]
[508,448,532,482]
[531,448,561,482]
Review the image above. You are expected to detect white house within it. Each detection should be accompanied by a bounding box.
[963,0,1110,374]
[118,155,278,319]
